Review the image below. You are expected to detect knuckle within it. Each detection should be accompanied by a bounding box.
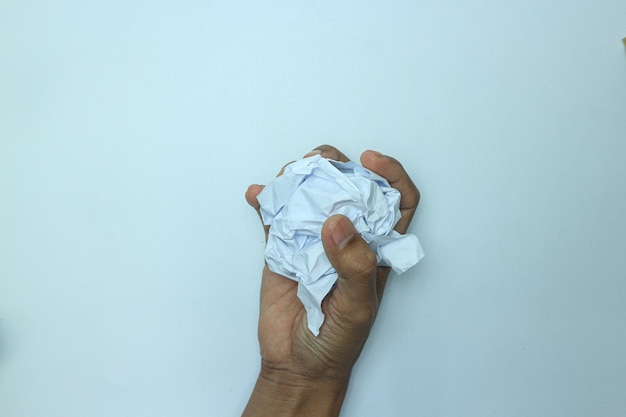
[314,144,345,161]
[315,144,336,152]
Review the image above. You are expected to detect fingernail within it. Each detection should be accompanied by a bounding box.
[372,151,385,158]
[332,218,355,249]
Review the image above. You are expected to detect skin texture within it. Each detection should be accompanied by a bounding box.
[242,145,420,417]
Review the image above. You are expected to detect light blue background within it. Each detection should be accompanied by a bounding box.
[1,1,625,416]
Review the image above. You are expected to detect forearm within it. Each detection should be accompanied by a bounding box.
[242,367,350,417]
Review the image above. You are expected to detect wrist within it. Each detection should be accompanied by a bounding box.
[242,366,350,417]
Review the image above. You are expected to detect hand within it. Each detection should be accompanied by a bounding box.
[242,145,420,417]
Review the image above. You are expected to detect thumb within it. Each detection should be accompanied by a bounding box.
[321,215,378,316]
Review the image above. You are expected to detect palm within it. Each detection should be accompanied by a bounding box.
[258,263,375,378]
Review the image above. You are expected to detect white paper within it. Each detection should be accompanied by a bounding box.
[257,154,424,335]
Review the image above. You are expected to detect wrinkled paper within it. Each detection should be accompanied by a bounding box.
[257,154,424,335]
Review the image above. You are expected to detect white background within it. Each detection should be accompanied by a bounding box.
[1,1,625,416]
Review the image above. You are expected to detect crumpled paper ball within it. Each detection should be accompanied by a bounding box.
[257,154,424,335]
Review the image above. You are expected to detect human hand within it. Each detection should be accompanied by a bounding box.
[242,145,420,417]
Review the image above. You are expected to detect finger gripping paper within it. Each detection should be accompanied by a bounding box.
[257,155,424,335]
